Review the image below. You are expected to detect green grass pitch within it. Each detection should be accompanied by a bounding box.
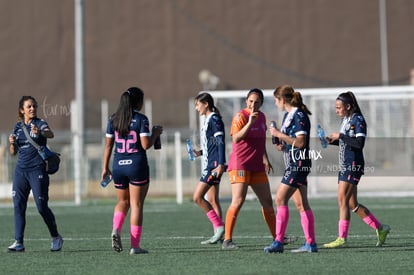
[1,197,413,274]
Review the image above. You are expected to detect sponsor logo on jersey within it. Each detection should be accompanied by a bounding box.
[118,159,132,165]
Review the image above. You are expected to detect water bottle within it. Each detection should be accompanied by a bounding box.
[154,136,161,150]
[269,121,280,145]
[153,126,162,149]
[100,174,112,188]
[186,139,195,161]
[317,124,328,148]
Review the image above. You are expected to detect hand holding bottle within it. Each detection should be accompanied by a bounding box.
[100,174,112,188]
[186,139,195,161]
[317,124,328,148]
[152,125,163,150]
[269,121,280,145]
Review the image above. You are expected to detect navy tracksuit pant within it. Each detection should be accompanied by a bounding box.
[12,167,59,243]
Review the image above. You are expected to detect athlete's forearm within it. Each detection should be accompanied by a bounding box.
[102,138,114,169]
[41,129,54,138]
[339,134,365,149]
[232,121,252,143]
[216,135,226,165]
[9,143,17,155]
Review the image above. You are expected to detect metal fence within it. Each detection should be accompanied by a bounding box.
[1,85,414,204]
[208,85,414,198]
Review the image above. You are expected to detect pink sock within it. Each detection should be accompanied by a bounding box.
[338,220,350,238]
[131,225,142,248]
[113,211,125,233]
[300,209,316,244]
[206,209,224,230]
[363,213,381,230]
[275,206,289,243]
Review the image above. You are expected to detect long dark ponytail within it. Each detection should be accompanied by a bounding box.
[336,91,363,116]
[195,92,222,118]
[113,87,144,137]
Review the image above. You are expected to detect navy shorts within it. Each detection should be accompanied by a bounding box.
[200,172,221,186]
[281,166,310,188]
[200,168,221,186]
[112,162,150,189]
[338,170,363,185]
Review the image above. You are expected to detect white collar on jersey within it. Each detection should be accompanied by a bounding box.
[340,113,358,134]
[204,112,215,123]
[281,107,298,133]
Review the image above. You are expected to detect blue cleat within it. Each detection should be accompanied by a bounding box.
[291,243,318,253]
[51,235,64,252]
[264,240,284,253]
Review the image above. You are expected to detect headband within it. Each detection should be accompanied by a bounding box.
[336,95,352,105]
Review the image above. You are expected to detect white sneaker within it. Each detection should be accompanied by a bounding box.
[129,247,148,254]
[8,241,25,252]
[201,226,224,244]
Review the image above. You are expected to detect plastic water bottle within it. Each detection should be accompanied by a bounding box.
[153,125,162,150]
[186,139,195,161]
[154,136,161,150]
[269,121,280,145]
[317,124,328,148]
[100,174,112,188]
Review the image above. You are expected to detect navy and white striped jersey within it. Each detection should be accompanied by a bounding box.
[281,108,311,169]
[339,113,366,169]
[200,113,226,173]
